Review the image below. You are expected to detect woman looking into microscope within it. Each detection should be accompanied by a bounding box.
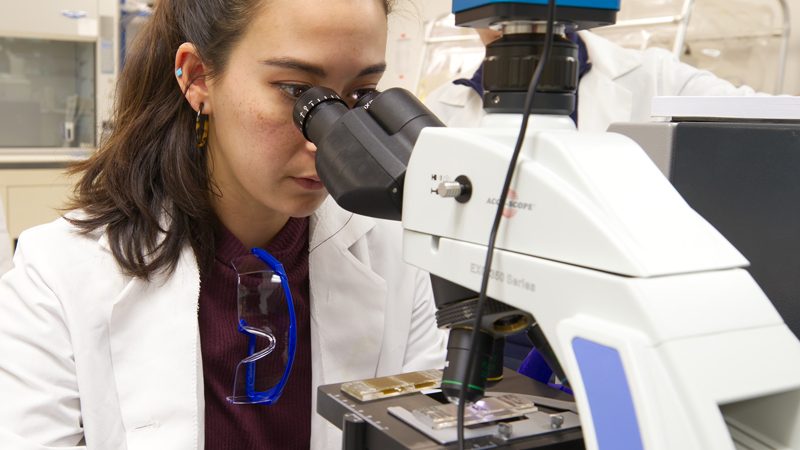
[0,1,446,448]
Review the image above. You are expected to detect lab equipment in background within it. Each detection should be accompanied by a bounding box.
[294,0,800,447]
[0,0,118,151]
[592,0,791,93]
[120,0,153,66]
[0,0,118,251]
[0,37,95,148]
[63,94,79,148]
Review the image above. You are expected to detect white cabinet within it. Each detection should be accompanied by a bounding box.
[0,166,74,243]
[0,0,117,155]
[0,0,99,41]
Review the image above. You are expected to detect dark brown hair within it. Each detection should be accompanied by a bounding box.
[67,0,394,279]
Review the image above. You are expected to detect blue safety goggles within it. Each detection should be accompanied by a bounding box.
[227,248,297,405]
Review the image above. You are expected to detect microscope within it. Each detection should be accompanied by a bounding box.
[293,1,800,448]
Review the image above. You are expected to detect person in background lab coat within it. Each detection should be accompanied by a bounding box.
[426,27,758,380]
[426,28,757,132]
[0,1,446,449]
[0,198,11,276]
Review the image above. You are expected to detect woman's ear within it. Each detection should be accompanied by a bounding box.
[175,42,213,114]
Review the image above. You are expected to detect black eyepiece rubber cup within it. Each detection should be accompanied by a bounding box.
[292,86,349,142]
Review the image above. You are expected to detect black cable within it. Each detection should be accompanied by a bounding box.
[456,0,559,448]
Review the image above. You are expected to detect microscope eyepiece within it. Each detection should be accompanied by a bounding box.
[292,86,349,143]
[354,89,380,109]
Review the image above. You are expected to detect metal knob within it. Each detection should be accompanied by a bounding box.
[550,414,564,429]
[436,181,464,198]
[496,422,513,440]
[434,176,472,203]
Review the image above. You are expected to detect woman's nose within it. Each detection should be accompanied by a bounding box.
[305,140,317,153]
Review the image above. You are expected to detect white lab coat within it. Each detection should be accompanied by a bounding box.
[0,197,447,449]
[425,30,756,131]
[0,197,11,276]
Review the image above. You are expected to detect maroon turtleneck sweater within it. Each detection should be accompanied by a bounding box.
[199,217,311,449]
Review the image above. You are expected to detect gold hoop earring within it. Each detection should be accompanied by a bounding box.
[195,103,209,149]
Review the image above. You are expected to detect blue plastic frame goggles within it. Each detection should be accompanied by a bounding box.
[227,248,297,405]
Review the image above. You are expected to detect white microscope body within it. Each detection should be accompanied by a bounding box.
[401,114,800,450]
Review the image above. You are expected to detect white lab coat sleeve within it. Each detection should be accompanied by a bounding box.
[0,197,12,276]
[674,64,757,96]
[401,267,447,371]
[0,233,85,448]
[646,47,758,97]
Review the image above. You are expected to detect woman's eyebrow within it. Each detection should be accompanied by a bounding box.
[260,58,387,78]
[358,63,387,77]
[261,57,326,77]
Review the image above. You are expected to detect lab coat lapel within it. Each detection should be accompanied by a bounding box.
[438,81,472,107]
[578,72,633,131]
[106,236,202,449]
[309,198,387,385]
[577,30,639,132]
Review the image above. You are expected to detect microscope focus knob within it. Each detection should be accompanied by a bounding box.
[436,181,463,197]
[435,175,472,203]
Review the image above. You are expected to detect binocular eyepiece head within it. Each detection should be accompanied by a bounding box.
[291,86,444,221]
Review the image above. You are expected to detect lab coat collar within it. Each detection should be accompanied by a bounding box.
[577,30,642,81]
[307,197,387,450]
[97,230,112,254]
[308,197,387,384]
[575,30,638,131]
[309,196,375,252]
[61,210,112,253]
[92,210,170,258]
